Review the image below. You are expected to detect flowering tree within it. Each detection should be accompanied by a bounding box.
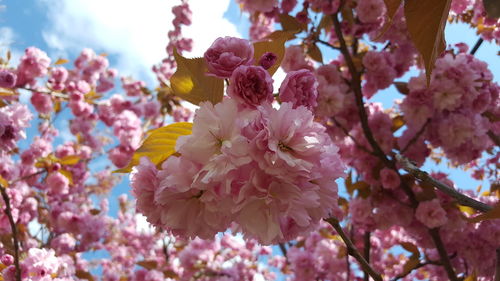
[0,0,499,280]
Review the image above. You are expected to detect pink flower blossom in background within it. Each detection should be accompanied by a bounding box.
[0,70,16,88]
[279,69,318,109]
[415,199,448,229]
[237,0,277,13]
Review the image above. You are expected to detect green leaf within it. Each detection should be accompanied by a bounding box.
[170,49,224,106]
[404,0,451,84]
[114,122,193,173]
[253,30,295,76]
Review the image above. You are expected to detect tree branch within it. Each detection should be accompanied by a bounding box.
[363,232,371,281]
[331,116,374,155]
[278,243,288,257]
[428,228,458,281]
[470,38,484,55]
[487,131,500,147]
[391,258,442,281]
[401,119,430,153]
[331,13,392,169]
[324,218,383,281]
[0,185,21,281]
[396,154,493,213]
[495,248,500,281]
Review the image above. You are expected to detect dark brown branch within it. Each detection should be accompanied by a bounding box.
[396,154,493,213]
[278,243,288,257]
[363,232,371,281]
[487,131,500,147]
[391,259,442,281]
[401,119,430,153]
[324,218,383,281]
[331,117,374,155]
[495,248,500,281]
[428,228,458,281]
[0,185,21,281]
[331,13,393,169]
[316,39,341,50]
[470,38,484,55]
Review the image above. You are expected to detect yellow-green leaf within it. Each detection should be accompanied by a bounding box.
[278,14,304,33]
[170,49,224,106]
[307,43,323,63]
[137,260,158,270]
[0,175,9,188]
[318,15,333,32]
[0,88,16,96]
[467,204,500,223]
[347,181,370,197]
[483,0,500,19]
[463,270,477,281]
[384,0,403,23]
[391,115,405,132]
[75,270,95,281]
[253,31,295,76]
[57,155,81,166]
[457,204,476,216]
[54,58,69,65]
[114,122,193,173]
[404,0,451,84]
[401,255,420,277]
[59,169,74,185]
[400,242,420,257]
[394,81,409,95]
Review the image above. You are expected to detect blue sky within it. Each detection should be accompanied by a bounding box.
[1,0,498,266]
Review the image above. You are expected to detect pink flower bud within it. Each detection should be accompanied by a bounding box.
[0,70,17,88]
[259,52,277,70]
[279,69,318,109]
[1,254,14,266]
[204,37,254,78]
[228,65,274,108]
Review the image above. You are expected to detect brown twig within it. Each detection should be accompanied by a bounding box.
[428,228,458,281]
[363,232,371,281]
[495,248,500,281]
[396,154,493,213]
[316,39,341,50]
[401,119,430,153]
[391,258,442,281]
[331,13,392,169]
[278,243,288,257]
[0,185,21,281]
[331,117,374,155]
[470,38,484,55]
[324,218,383,281]
[487,131,500,147]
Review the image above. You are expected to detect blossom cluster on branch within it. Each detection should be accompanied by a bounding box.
[0,0,499,280]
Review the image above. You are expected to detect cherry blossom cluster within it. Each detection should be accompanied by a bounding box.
[153,0,193,83]
[401,50,499,164]
[131,36,345,245]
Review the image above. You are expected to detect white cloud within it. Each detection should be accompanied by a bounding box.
[38,0,240,84]
[0,27,22,63]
